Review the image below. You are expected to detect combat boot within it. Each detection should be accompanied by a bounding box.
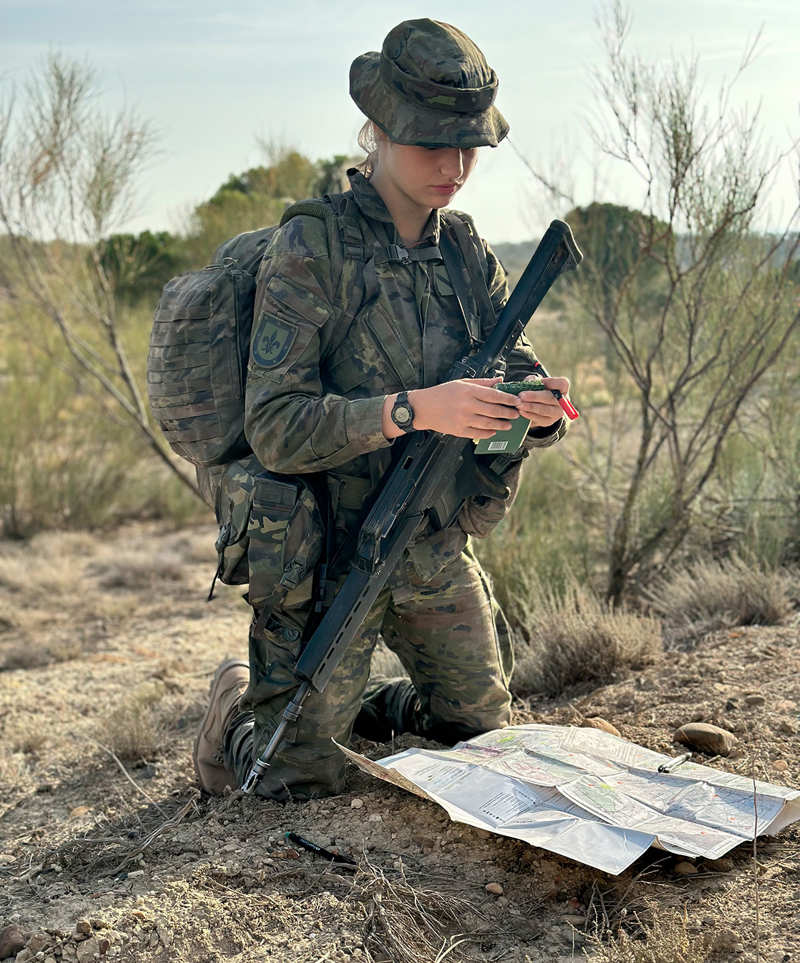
[353,677,420,742]
[193,659,249,794]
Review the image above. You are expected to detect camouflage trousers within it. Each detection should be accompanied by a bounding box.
[223,540,514,799]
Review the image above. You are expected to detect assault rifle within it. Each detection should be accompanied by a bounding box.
[241,219,582,794]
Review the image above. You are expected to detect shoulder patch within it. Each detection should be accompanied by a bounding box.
[251,315,298,369]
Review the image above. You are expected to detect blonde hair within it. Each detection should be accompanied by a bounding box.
[355,119,380,177]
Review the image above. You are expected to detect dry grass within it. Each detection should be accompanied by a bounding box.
[4,720,48,754]
[102,681,167,762]
[356,857,491,963]
[645,556,793,648]
[586,909,713,962]
[512,580,662,698]
[0,637,83,672]
[85,549,185,591]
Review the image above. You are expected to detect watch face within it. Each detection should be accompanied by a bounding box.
[395,405,412,424]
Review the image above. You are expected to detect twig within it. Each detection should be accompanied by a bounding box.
[91,741,167,817]
[108,791,200,875]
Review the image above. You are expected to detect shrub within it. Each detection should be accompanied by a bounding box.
[102,682,167,762]
[511,577,662,698]
[645,555,793,648]
[586,909,713,963]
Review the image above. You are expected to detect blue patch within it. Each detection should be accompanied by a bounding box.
[251,315,298,369]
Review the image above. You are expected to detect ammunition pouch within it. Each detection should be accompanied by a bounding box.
[212,454,324,612]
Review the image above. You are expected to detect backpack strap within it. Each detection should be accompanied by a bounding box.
[440,210,497,341]
[279,196,366,357]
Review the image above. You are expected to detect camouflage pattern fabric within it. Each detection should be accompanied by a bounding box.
[226,541,514,799]
[245,169,567,533]
[213,453,323,608]
[350,19,509,148]
[223,169,568,797]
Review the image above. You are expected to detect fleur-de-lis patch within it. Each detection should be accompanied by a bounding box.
[251,315,298,369]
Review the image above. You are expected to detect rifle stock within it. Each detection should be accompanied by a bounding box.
[241,219,582,795]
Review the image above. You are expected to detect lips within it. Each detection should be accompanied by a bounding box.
[431,184,459,194]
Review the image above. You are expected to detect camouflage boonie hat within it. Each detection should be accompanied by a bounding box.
[350,18,509,149]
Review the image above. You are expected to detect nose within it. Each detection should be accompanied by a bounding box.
[439,148,465,182]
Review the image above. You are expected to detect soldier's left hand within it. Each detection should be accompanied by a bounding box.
[513,376,571,428]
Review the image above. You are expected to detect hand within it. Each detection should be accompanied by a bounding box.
[381,378,521,440]
[516,376,571,428]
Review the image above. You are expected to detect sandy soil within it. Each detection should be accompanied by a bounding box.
[0,523,798,963]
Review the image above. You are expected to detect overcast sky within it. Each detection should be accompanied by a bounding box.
[2,0,798,243]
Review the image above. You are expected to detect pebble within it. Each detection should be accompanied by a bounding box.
[350,798,364,809]
[745,694,766,707]
[581,717,621,738]
[773,760,789,772]
[674,722,736,756]
[26,934,48,953]
[367,814,382,823]
[674,860,698,875]
[485,882,504,895]
[0,925,28,959]
[778,720,797,736]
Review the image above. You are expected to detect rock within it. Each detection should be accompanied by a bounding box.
[581,717,621,738]
[561,914,586,926]
[485,882,503,895]
[674,722,736,756]
[712,857,734,872]
[0,925,28,959]
[75,938,100,963]
[14,950,33,963]
[25,934,48,953]
[745,694,766,707]
[74,921,91,938]
[97,940,110,955]
[367,814,382,823]
[778,719,798,736]
[350,798,364,809]
[773,760,789,772]
[674,860,698,875]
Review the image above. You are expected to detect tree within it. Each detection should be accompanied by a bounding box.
[551,4,800,603]
[97,230,188,304]
[0,54,199,498]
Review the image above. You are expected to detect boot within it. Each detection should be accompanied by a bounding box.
[353,677,420,743]
[193,659,249,793]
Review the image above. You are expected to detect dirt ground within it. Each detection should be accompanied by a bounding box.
[0,523,798,963]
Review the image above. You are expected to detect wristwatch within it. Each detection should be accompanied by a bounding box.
[390,391,415,433]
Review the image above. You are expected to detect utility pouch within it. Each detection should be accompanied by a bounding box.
[211,455,323,610]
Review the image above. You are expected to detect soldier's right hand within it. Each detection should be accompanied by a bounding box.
[408,378,523,439]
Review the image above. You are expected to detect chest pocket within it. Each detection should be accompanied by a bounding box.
[322,263,421,394]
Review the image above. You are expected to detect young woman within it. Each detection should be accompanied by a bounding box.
[194,18,571,799]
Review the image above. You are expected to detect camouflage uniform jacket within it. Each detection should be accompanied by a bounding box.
[244,169,566,554]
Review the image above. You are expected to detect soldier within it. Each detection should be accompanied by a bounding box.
[193,18,571,799]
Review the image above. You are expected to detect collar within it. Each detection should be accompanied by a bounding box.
[346,168,441,245]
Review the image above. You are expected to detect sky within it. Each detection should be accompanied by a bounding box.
[1,0,799,244]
